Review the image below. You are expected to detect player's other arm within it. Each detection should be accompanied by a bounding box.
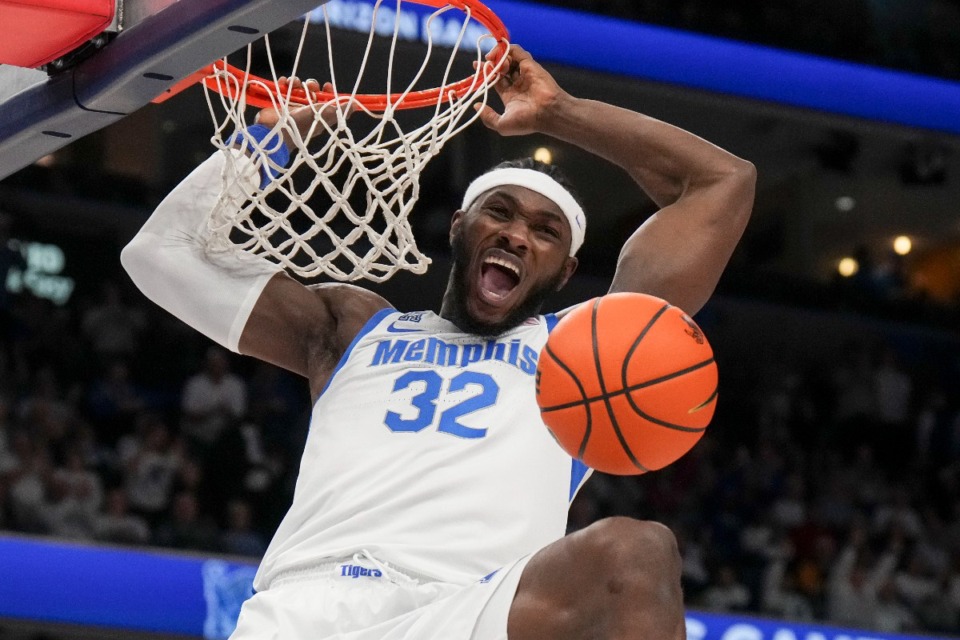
[120,156,388,385]
[597,106,755,315]
[121,93,389,395]
[478,46,756,315]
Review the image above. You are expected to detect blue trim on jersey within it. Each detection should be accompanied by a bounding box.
[316,307,396,399]
[543,313,591,500]
[569,459,591,501]
[544,313,559,333]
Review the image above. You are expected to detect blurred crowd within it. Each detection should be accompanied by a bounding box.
[0,279,306,560]
[1,272,959,636]
[538,0,960,81]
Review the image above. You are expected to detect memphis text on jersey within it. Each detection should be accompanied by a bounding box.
[371,336,539,376]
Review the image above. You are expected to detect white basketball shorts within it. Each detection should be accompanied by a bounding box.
[229,553,530,640]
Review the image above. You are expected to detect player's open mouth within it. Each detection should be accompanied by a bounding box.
[478,253,522,304]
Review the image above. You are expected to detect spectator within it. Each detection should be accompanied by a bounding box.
[219,499,267,558]
[84,360,146,447]
[5,433,54,534]
[153,490,219,552]
[93,487,151,546]
[17,366,75,448]
[873,579,918,633]
[894,551,941,609]
[180,347,247,457]
[771,473,807,530]
[677,528,711,598]
[762,552,816,622]
[846,445,887,511]
[915,578,959,634]
[700,564,751,612]
[872,348,913,462]
[246,361,303,441]
[873,486,924,539]
[68,423,118,487]
[121,416,182,526]
[826,530,900,628]
[919,387,960,470]
[81,280,146,366]
[43,450,103,540]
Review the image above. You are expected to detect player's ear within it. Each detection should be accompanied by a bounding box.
[555,256,578,291]
[449,209,465,246]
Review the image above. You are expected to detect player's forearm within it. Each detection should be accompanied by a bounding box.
[538,94,753,208]
[120,151,282,352]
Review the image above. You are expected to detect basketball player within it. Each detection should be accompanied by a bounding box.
[122,45,755,639]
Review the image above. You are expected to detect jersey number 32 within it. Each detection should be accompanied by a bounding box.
[384,371,499,439]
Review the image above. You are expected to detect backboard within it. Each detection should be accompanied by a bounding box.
[0,0,332,180]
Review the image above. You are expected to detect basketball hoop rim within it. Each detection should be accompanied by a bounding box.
[201,0,510,111]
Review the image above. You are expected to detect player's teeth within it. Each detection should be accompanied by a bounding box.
[484,257,519,276]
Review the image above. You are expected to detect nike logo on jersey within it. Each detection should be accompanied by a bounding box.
[386,322,423,334]
[480,569,500,584]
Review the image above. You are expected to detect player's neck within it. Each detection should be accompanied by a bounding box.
[438,286,472,334]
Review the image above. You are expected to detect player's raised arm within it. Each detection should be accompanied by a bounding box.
[477,45,756,315]
[121,82,389,395]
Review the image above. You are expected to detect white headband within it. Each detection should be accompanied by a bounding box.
[461,168,586,256]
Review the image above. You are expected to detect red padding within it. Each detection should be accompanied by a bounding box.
[0,0,116,68]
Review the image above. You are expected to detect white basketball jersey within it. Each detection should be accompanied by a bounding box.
[254,309,591,590]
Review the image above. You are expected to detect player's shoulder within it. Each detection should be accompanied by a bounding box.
[307,282,392,312]
[306,282,394,338]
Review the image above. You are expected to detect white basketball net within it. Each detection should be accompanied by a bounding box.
[201,0,509,282]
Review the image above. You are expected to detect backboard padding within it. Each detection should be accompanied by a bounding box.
[0,0,331,180]
[0,0,117,68]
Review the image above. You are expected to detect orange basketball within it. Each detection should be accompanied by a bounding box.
[536,292,717,475]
